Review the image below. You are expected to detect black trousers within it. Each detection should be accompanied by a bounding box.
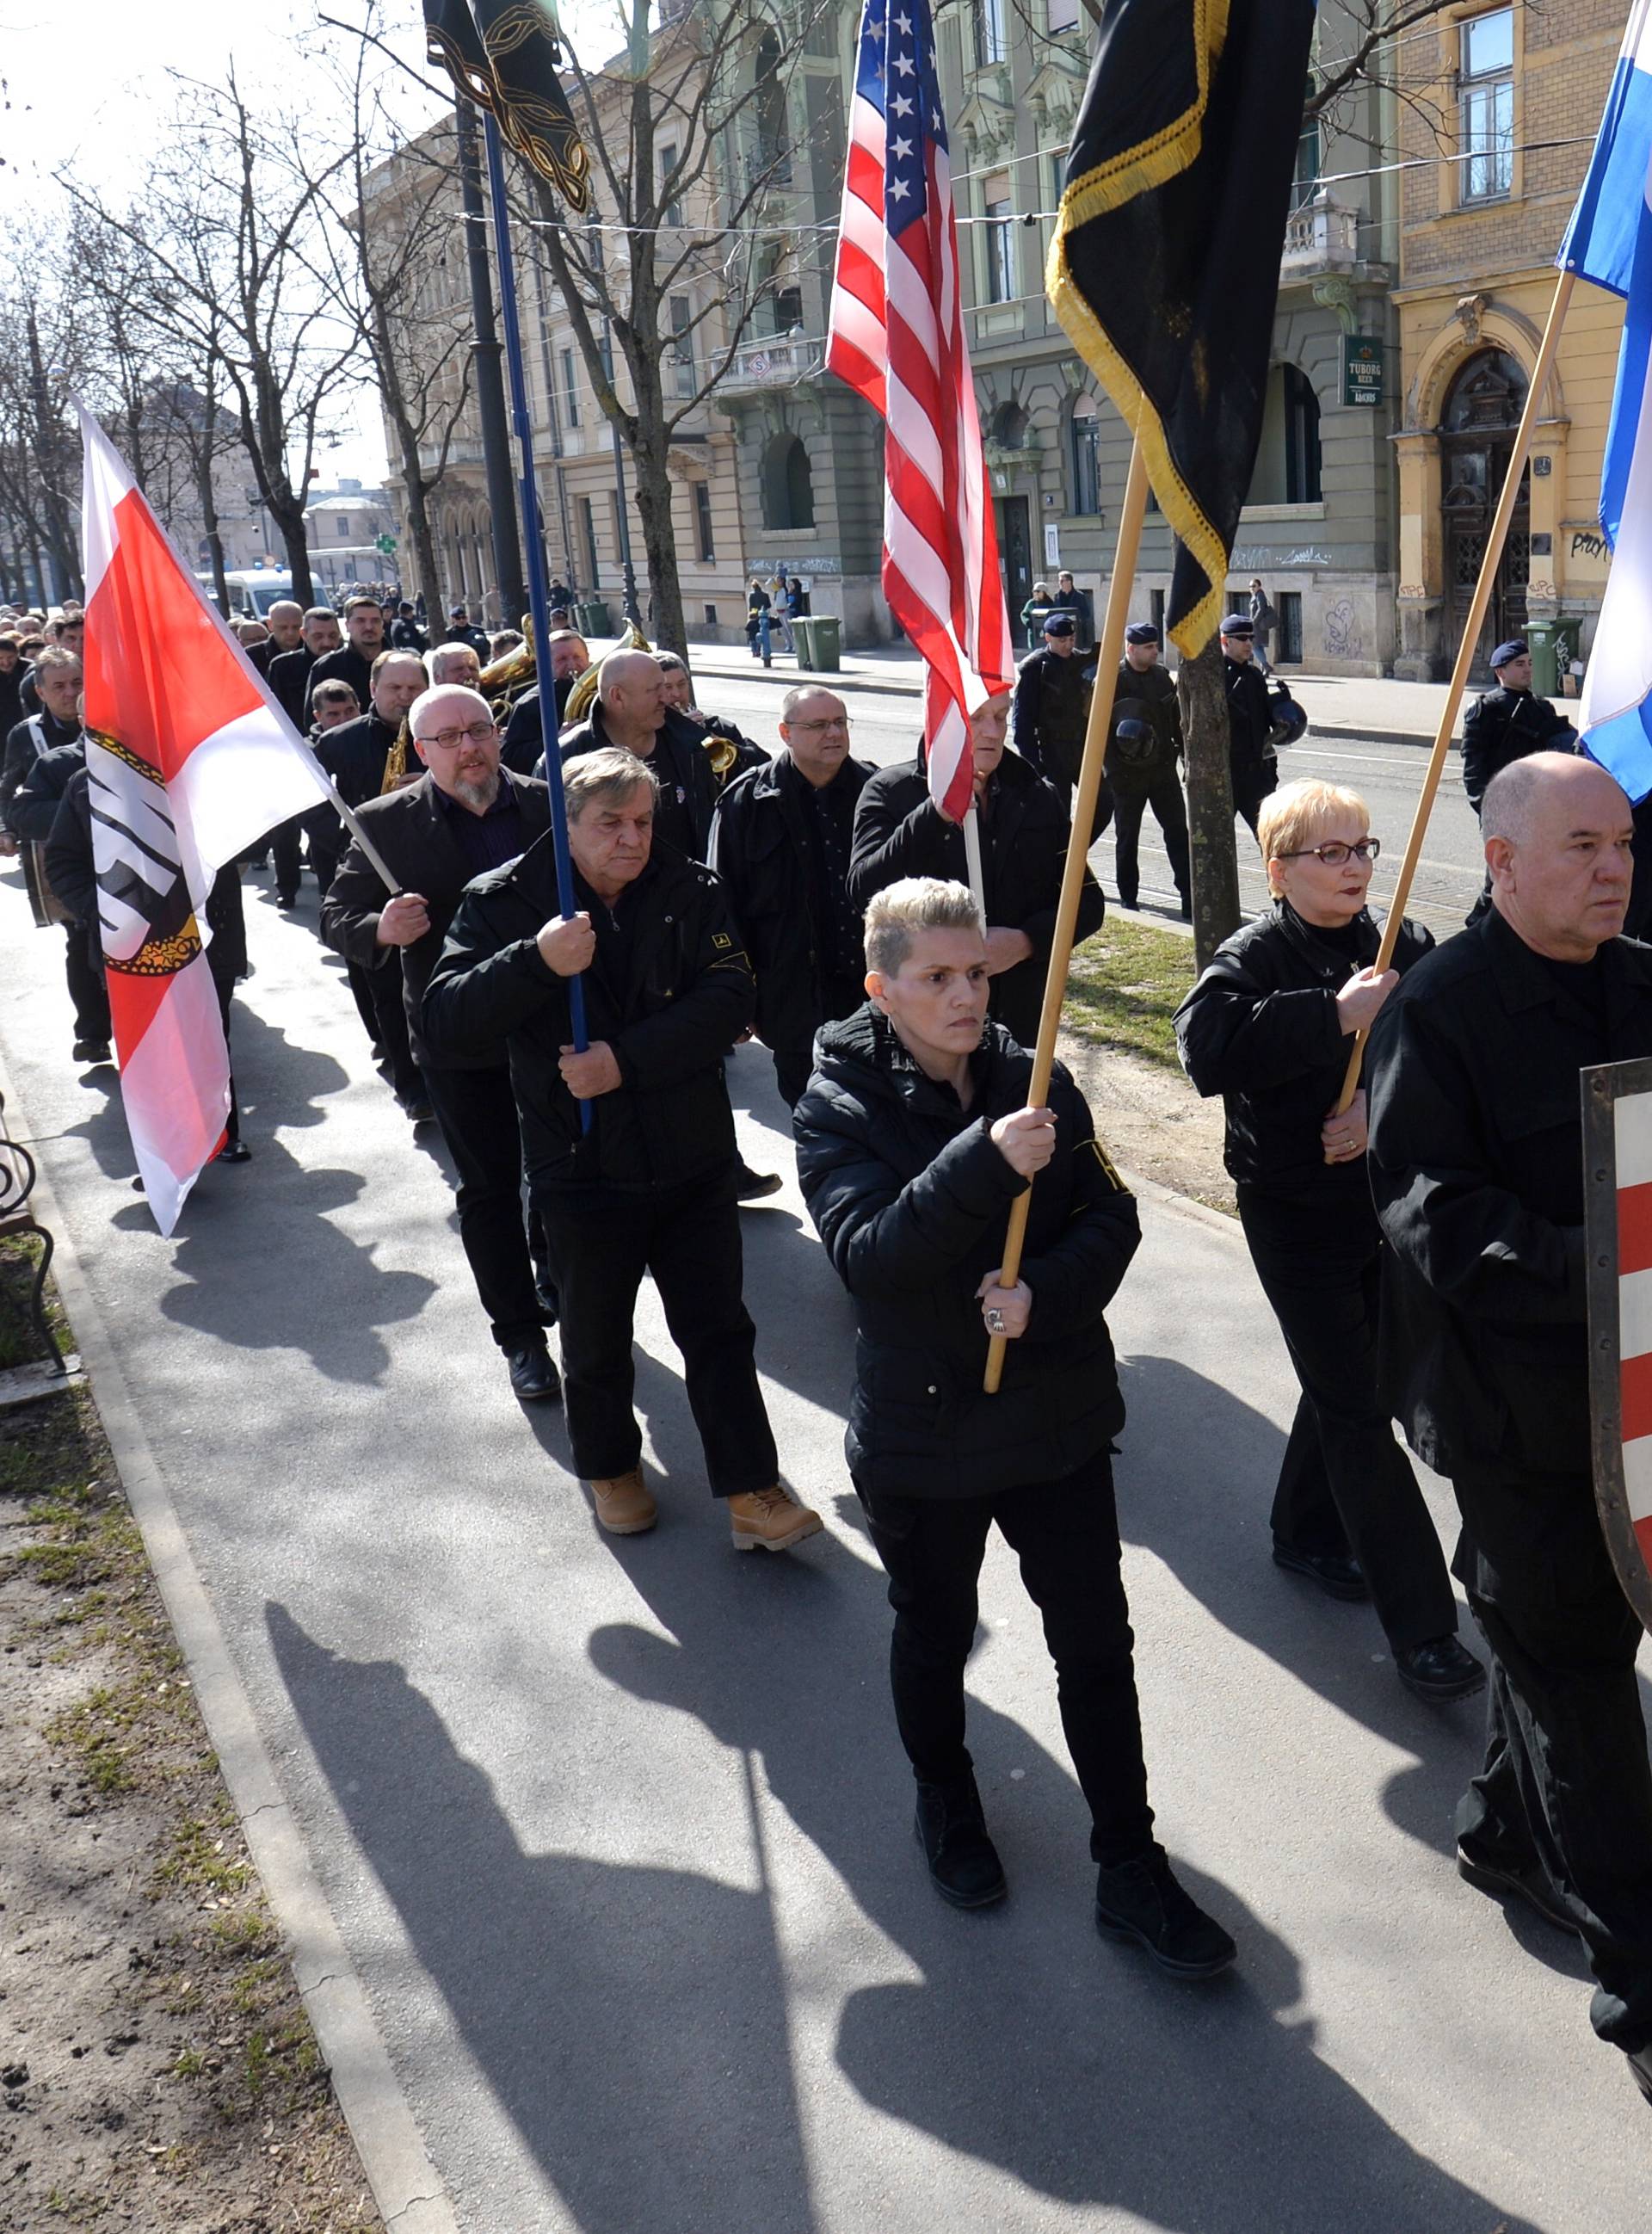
[857,1460,1156,1867]
[422,1063,553,1351]
[1112,771,1190,904]
[1452,1464,1652,2052]
[535,1170,778,1497]
[269,814,306,902]
[1238,1185,1458,1651]
[774,1044,815,1112]
[366,963,421,1102]
[1232,767,1275,838]
[65,924,111,1045]
[1050,774,1115,848]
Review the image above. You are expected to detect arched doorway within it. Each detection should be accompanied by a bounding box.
[1440,350,1530,676]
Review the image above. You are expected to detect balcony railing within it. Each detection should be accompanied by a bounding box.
[1279,193,1361,279]
[715,336,822,396]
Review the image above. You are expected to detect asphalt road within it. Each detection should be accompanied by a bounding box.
[691,666,1486,941]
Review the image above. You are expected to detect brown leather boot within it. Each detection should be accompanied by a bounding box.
[727,1485,823,1552]
[589,1467,657,1535]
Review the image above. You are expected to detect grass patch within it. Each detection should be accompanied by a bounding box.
[1064,916,1197,1075]
[0,1230,73,1370]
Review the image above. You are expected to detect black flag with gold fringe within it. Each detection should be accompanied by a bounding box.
[426,0,591,212]
[1048,0,1316,657]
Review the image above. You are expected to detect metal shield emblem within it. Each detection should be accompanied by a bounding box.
[1582,1058,1652,1634]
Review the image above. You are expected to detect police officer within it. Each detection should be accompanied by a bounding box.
[1461,639,1578,817]
[1220,614,1279,837]
[1366,751,1652,2108]
[1008,611,1111,836]
[1108,621,1190,918]
[707,686,873,1108]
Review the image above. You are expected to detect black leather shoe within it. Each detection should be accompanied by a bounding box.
[1094,1848,1236,1979]
[914,1775,1007,1910]
[219,1139,252,1165]
[736,1160,784,1202]
[1396,1635,1485,1701]
[1629,2044,1652,2107]
[402,1095,436,1125]
[1457,1840,1579,1937]
[507,1345,562,1403]
[71,1039,113,1065]
[1271,1540,1370,1601]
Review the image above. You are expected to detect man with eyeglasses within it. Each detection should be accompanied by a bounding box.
[708,688,875,1108]
[323,684,560,1399]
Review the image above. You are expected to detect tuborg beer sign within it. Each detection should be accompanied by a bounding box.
[1341,335,1385,408]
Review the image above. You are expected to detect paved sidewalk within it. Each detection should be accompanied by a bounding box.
[605,633,1575,747]
[1,856,1647,2233]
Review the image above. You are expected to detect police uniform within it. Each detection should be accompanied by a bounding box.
[1367,904,1652,2083]
[1008,614,1110,834]
[1460,640,1579,817]
[1219,616,1278,835]
[1108,624,1190,916]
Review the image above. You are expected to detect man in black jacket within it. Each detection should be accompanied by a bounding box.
[1220,615,1279,836]
[1008,612,1106,834]
[423,746,818,1552]
[304,595,385,724]
[557,650,720,860]
[8,734,114,1061]
[1,646,82,840]
[1109,621,1190,916]
[1367,750,1652,2107]
[1460,639,1578,816]
[794,875,1234,1975]
[707,686,872,1108]
[268,606,342,728]
[847,691,1105,1047]
[499,629,592,774]
[323,685,558,1402]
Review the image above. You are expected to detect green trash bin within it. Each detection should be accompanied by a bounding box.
[791,615,817,668]
[1526,619,1561,700]
[810,615,841,673]
[576,598,613,639]
[1553,616,1584,698]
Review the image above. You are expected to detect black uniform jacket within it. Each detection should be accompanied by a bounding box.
[321,769,550,1071]
[1008,645,1093,789]
[1460,687,1579,815]
[846,745,1104,1046]
[1108,659,1182,781]
[2,707,79,830]
[303,643,377,725]
[1366,907,1652,1478]
[796,1006,1139,1498]
[556,703,723,855]
[267,645,318,729]
[45,766,248,989]
[1224,657,1275,777]
[316,707,400,809]
[706,750,874,1054]
[1175,900,1433,1197]
[422,838,755,1194]
[8,737,84,843]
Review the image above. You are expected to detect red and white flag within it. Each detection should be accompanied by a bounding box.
[825,0,1012,824]
[78,404,334,1234]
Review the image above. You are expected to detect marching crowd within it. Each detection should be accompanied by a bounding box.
[3,586,1651,2103]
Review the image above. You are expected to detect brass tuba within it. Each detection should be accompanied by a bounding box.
[479,618,539,725]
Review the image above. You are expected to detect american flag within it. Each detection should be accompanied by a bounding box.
[825,0,1012,824]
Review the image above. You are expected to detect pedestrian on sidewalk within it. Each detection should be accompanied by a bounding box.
[423,746,820,1552]
[746,578,774,668]
[1174,776,1481,1704]
[1247,578,1278,672]
[795,874,1235,1977]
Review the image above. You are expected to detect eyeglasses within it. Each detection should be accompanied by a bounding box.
[787,716,854,734]
[1275,837,1382,867]
[416,720,499,750]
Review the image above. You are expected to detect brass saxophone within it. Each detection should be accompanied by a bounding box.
[379,717,413,792]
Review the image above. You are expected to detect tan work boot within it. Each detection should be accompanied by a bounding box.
[727,1485,823,1553]
[589,1467,658,1535]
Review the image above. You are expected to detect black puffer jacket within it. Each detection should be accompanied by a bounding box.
[558,704,722,855]
[846,746,1104,1046]
[795,1007,1139,1497]
[1174,900,1433,1197]
[422,837,755,1194]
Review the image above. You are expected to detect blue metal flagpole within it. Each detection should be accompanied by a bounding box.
[478,107,592,1120]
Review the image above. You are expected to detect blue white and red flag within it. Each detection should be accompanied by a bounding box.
[825,0,1012,824]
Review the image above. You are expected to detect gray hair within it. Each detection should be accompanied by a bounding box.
[564,746,660,820]
[864,876,985,977]
[32,643,83,679]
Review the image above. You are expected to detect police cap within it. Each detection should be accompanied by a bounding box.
[1490,639,1528,670]
[1125,621,1160,645]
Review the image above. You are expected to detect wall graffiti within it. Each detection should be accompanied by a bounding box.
[1324,596,1361,663]
[1571,528,1609,562]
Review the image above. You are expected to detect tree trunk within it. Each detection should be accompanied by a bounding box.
[1179,633,1242,972]
[631,423,687,662]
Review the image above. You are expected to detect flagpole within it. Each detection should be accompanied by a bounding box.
[478,105,593,1120]
[962,806,986,916]
[1332,266,1577,1116]
[983,431,1150,1394]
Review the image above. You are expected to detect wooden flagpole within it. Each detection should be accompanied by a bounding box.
[1333,267,1576,1116]
[983,432,1150,1393]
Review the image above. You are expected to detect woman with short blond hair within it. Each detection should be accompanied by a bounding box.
[1174,777,1482,1703]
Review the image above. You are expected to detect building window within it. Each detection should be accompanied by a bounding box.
[1460,8,1514,203]
[761,431,815,531]
[975,0,1008,65]
[1293,77,1321,210]
[693,480,715,562]
[1069,396,1100,515]
[1150,588,1165,639]
[1283,365,1322,503]
[1047,0,1078,30]
[577,494,600,588]
[984,190,1015,304]
[658,140,682,227]
[336,515,351,538]
[669,297,697,400]
[560,348,581,429]
[1277,590,1304,663]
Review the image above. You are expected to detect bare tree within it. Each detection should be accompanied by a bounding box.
[59,70,364,606]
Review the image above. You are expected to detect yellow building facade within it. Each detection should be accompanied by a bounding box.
[1394,1,1627,681]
